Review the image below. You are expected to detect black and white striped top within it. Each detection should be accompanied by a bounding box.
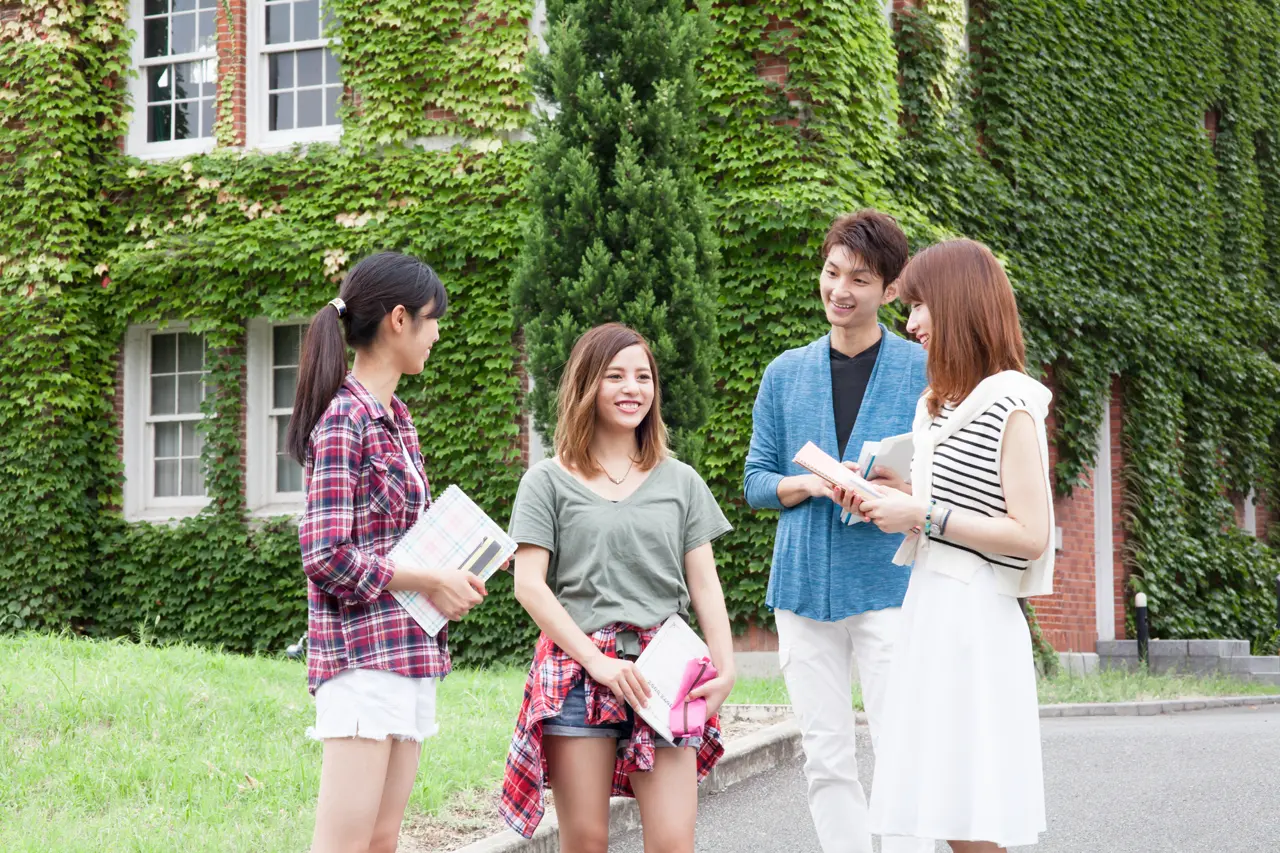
[928,396,1031,571]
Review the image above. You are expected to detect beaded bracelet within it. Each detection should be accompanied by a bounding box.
[923,500,936,537]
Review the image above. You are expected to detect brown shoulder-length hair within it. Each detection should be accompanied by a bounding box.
[554,323,669,475]
[897,239,1026,417]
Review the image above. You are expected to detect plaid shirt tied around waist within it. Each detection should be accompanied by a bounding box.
[299,374,449,694]
[499,624,725,838]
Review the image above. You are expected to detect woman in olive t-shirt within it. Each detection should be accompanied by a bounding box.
[498,324,736,849]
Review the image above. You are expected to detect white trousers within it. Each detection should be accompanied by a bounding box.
[775,608,933,853]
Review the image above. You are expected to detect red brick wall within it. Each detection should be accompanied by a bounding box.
[732,617,780,652]
[218,0,248,145]
[1110,379,1129,639]
[1031,378,1098,652]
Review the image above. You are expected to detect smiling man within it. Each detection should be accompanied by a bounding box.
[743,210,929,853]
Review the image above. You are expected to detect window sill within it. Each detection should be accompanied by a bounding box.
[125,503,212,524]
[248,503,304,521]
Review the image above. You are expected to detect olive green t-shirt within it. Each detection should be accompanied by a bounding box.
[507,457,733,634]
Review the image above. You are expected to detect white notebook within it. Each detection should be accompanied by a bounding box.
[844,432,915,525]
[387,485,516,637]
[631,614,711,744]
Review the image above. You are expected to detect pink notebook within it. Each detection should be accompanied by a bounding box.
[792,441,883,502]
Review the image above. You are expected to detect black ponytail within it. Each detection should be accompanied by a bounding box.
[287,251,448,464]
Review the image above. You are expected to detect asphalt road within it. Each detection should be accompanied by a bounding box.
[609,706,1280,852]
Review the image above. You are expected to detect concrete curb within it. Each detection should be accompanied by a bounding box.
[450,695,1280,852]
[1037,693,1280,718]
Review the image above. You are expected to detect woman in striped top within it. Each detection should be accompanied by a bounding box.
[832,239,1054,852]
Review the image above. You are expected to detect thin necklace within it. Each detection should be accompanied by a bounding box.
[602,456,637,485]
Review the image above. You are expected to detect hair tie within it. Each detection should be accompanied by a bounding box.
[329,297,346,318]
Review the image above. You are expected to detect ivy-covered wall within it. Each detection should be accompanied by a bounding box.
[3,0,1280,662]
[895,0,1280,649]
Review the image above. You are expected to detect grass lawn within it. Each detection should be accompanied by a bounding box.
[4,634,1278,852]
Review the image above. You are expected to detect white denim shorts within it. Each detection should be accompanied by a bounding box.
[307,668,440,743]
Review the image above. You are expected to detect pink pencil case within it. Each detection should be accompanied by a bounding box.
[669,656,718,739]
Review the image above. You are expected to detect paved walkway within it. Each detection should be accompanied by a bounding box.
[610,706,1280,852]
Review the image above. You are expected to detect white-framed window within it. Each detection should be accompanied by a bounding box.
[123,323,213,520]
[127,0,220,158]
[246,318,309,514]
[247,0,343,149]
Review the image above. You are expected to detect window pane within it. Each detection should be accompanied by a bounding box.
[200,99,215,137]
[198,10,216,49]
[174,100,197,140]
[273,325,302,366]
[277,417,303,492]
[155,422,180,458]
[322,3,336,34]
[297,89,322,128]
[278,454,303,493]
[147,66,171,103]
[180,459,205,496]
[173,61,195,100]
[145,0,168,15]
[295,0,320,41]
[199,0,216,7]
[150,375,177,415]
[273,366,298,409]
[266,2,291,44]
[178,332,204,371]
[325,85,341,125]
[270,93,294,130]
[171,12,197,55]
[269,53,293,91]
[197,56,217,94]
[155,459,180,497]
[174,0,196,11]
[148,103,173,142]
[151,333,176,374]
[144,17,169,59]
[181,421,203,457]
[177,373,203,414]
[324,49,339,84]
[297,49,322,86]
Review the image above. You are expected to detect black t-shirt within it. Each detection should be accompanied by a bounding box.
[831,337,883,458]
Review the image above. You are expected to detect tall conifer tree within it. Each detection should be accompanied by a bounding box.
[512,0,720,460]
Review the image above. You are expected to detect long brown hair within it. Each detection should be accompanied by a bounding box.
[897,239,1026,417]
[554,324,669,475]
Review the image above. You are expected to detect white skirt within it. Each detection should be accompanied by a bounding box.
[868,551,1046,847]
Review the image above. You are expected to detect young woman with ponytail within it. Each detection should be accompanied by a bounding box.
[290,251,488,853]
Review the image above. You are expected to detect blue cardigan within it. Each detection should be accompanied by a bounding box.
[743,327,928,620]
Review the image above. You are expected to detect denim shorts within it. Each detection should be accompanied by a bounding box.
[541,679,700,749]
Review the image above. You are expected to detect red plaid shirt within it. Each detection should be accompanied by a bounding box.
[299,374,450,693]
[499,625,725,838]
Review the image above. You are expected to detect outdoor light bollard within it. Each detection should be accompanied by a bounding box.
[1135,592,1149,667]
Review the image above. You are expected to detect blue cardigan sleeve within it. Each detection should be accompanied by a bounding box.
[743,362,786,510]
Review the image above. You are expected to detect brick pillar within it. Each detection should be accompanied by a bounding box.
[1111,378,1129,639]
[218,0,248,145]
[1034,374,1100,652]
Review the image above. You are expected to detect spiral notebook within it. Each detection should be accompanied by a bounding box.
[388,484,517,637]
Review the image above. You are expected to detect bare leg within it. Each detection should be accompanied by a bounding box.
[949,841,1005,853]
[368,738,424,853]
[544,736,618,853]
[311,737,394,853]
[629,746,698,853]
